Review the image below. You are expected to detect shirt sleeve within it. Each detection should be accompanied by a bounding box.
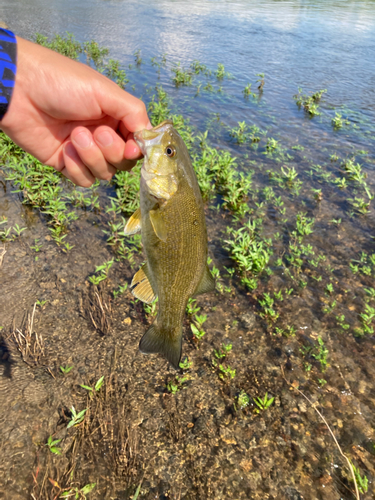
[0,28,17,120]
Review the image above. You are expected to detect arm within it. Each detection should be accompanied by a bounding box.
[0,34,151,186]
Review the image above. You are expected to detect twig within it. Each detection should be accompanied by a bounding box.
[0,245,6,267]
[281,366,360,500]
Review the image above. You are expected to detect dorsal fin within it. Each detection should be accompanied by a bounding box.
[124,207,141,235]
[193,264,215,297]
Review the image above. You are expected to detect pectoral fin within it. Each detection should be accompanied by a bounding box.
[124,208,141,235]
[149,209,167,242]
[131,262,157,304]
[193,265,216,296]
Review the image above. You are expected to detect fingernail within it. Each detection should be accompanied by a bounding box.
[146,121,153,130]
[73,130,91,149]
[96,130,113,147]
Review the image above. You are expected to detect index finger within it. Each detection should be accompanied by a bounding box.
[94,77,152,134]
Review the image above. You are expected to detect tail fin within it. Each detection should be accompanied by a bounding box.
[139,322,182,370]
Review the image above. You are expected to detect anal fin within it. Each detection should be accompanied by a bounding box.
[131,261,157,304]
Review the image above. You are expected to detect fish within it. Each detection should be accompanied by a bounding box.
[124,120,215,369]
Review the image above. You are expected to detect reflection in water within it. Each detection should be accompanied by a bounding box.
[2,0,375,112]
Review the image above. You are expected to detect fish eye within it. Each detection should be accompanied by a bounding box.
[165,145,176,158]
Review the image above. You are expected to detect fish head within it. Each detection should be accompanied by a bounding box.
[134,120,184,200]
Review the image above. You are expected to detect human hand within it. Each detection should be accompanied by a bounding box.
[0,36,152,186]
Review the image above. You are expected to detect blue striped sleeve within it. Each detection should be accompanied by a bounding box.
[0,29,17,120]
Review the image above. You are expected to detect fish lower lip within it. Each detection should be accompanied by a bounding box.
[134,131,146,154]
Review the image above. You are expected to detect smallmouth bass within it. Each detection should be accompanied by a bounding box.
[124,120,215,369]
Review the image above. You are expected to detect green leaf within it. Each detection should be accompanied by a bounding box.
[94,376,104,391]
[76,409,87,420]
[80,483,96,494]
[50,447,62,455]
[80,384,93,391]
[50,439,62,447]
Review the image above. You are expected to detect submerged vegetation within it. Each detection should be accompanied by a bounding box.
[0,31,374,500]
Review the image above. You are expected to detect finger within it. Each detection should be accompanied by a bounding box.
[95,83,152,132]
[119,122,153,160]
[62,142,96,187]
[71,127,117,180]
[93,126,137,171]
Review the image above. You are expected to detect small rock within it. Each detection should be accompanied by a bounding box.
[219,426,237,445]
[298,401,307,413]
[240,311,257,329]
[123,317,132,325]
[39,281,56,289]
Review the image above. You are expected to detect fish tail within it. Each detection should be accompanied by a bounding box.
[139,322,182,370]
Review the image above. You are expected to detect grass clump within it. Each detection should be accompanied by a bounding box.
[332,112,350,129]
[34,32,82,59]
[224,219,272,290]
[172,63,193,86]
[229,122,261,144]
[293,87,327,117]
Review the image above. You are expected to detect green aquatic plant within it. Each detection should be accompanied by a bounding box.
[265,137,279,152]
[113,284,128,299]
[105,59,128,88]
[179,357,193,370]
[186,298,200,316]
[243,83,256,98]
[83,40,109,67]
[215,63,231,79]
[143,297,158,318]
[256,73,265,90]
[34,32,82,59]
[229,122,260,144]
[213,342,232,360]
[234,390,250,411]
[336,314,350,331]
[67,406,87,429]
[348,196,372,215]
[60,483,96,499]
[148,85,171,125]
[259,293,279,324]
[312,337,329,372]
[293,87,327,117]
[166,375,187,394]
[60,365,74,375]
[190,60,207,74]
[350,462,368,494]
[134,49,142,65]
[254,392,274,412]
[80,376,105,395]
[88,259,114,285]
[224,220,272,290]
[190,322,206,342]
[218,364,236,381]
[332,112,350,129]
[172,63,193,86]
[46,435,62,455]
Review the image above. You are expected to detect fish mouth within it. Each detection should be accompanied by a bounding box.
[134,121,174,156]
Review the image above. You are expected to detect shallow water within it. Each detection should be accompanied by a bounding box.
[1,1,375,499]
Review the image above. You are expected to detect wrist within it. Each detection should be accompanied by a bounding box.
[0,29,17,121]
